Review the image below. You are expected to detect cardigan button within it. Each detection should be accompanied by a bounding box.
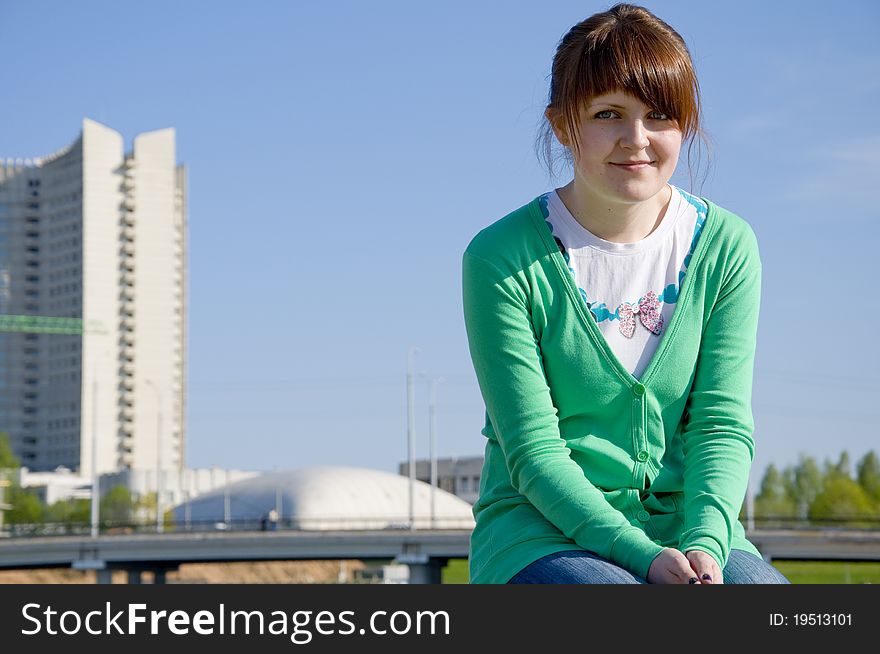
[637,450,649,462]
[632,384,646,396]
[637,511,650,522]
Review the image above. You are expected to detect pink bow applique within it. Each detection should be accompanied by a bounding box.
[618,290,663,338]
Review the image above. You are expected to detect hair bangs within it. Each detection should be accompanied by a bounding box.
[546,4,702,165]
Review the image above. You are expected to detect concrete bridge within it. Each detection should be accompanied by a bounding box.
[0,528,470,583]
[0,528,878,583]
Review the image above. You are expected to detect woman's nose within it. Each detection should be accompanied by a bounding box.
[620,120,650,150]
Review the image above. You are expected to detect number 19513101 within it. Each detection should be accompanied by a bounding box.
[795,613,851,626]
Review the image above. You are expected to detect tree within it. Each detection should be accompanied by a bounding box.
[100,485,134,526]
[787,454,822,519]
[163,507,176,531]
[1,433,40,528]
[5,485,45,524]
[809,475,877,526]
[856,451,880,504]
[754,464,796,525]
[0,432,20,469]
[46,498,91,527]
[137,491,156,524]
[826,451,853,480]
[136,492,175,529]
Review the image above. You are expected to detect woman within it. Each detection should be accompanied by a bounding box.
[461,4,789,584]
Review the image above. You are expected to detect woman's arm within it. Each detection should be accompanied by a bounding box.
[463,250,665,579]
[678,225,762,571]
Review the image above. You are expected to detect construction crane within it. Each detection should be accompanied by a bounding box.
[0,315,105,335]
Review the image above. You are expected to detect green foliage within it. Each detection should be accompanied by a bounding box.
[0,432,20,469]
[135,493,175,528]
[5,485,45,524]
[856,451,880,503]
[809,476,877,526]
[785,455,822,519]
[46,498,91,525]
[754,464,796,525]
[1,435,40,525]
[754,450,880,526]
[825,451,853,481]
[100,485,134,526]
[138,491,156,512]
[163,507,176,530]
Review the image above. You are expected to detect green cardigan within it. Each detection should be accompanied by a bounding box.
[462,195,763,584]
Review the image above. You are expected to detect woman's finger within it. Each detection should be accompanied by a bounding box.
[674,561,700,584]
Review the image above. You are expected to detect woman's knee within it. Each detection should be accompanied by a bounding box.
[723,550,790,584]
[508,550,646,584]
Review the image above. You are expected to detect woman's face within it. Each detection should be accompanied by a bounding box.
[553,90,683,207]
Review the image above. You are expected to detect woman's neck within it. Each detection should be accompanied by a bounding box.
[556,182,673,244]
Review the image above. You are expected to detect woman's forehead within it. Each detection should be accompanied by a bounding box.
[585,90,649,106]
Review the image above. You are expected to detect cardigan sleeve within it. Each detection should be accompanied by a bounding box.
[678,226,762,570]
[462,249,665,579]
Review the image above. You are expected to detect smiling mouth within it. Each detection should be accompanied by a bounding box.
[609,161,655,171]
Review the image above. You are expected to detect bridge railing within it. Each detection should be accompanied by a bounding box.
[0,514,477,538]
[743,515,880,531]
[2,514,879,539]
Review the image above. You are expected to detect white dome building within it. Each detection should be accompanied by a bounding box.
[171,466,475,530]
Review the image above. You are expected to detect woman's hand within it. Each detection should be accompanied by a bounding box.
[647,548,703,584]
[685,550,723,584]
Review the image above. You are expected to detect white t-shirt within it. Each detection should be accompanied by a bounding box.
[538,185,707,380]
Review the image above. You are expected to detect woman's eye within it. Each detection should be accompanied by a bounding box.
[649,111,671,120]
[594,110,617,119]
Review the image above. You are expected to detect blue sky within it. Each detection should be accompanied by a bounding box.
[1,0,878,487]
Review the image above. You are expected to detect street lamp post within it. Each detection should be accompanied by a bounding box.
[428,377,444,528]
[406,347,418,530]
[90,348,111,539]
[90,371,99,538]
[144,379,163,534]
[224,469,231,527]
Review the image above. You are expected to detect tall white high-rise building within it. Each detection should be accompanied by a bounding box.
[0,118,187,482]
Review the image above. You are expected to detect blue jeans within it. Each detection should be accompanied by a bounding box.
[508,549,791,584]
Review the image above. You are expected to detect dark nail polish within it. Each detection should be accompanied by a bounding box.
[702,574,712,581]
[688,577,698,584]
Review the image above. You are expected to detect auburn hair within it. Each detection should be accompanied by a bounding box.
[539,4,704,179]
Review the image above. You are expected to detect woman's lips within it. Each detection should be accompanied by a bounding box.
[610,161,654,170]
